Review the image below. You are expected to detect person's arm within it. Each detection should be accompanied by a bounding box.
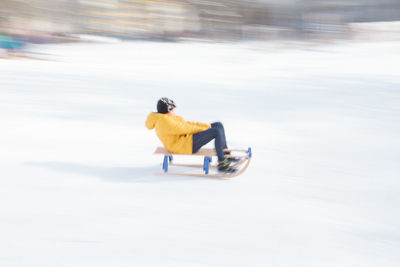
[160,116,209,135]
[186,121,211,129]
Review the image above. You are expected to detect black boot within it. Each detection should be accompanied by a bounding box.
[224,152,240,163]
[218,159,237,173]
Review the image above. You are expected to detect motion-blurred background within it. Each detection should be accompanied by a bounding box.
[1,2,400,267]
[1,0,400,51]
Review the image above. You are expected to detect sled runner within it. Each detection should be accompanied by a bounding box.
[154,146,252,178]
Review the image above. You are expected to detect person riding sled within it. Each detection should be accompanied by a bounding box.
[145,97,238,173]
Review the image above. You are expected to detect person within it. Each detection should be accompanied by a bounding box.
[145,97,237,173]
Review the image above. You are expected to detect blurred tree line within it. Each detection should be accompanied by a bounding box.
[1,0,400,42]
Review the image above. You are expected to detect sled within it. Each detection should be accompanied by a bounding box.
[153,146,252,178]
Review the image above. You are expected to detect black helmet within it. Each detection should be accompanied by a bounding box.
[157,97,176,114]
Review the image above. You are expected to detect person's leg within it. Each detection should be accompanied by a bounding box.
[192,128,225,161]
[211,122,241,163]
[211,122,227,150]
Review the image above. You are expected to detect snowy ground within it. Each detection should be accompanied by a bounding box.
[1,40,400,267]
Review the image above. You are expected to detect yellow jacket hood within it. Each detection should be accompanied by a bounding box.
[145,112,162,130]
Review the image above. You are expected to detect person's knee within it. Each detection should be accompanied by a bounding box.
[212,122,223,129]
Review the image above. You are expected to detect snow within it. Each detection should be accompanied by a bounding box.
[1,40,400,267]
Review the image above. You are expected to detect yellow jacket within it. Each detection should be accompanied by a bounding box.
[146,112,211,154]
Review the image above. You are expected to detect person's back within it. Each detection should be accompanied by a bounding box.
[145,111,209,154]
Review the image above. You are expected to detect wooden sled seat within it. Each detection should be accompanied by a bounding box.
[154,147,217,157]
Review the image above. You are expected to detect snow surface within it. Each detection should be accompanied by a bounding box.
[1,40,400,267]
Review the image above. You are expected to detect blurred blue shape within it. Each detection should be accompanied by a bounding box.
[0,33,25,50]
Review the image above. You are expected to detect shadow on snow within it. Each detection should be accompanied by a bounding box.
[23,161,210,183]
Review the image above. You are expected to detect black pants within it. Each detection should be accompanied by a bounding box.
[192,122,227,161]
